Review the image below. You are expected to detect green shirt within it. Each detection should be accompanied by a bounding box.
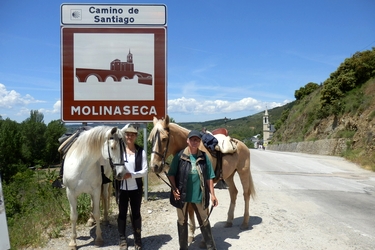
[168,152,215,203]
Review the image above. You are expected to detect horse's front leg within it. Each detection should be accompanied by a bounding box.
[188,206,195,243]
[86,198,96,227]
[92,191,104,246]
[101,183,110,226]
[67,190,78,250]
[224,174,237,228]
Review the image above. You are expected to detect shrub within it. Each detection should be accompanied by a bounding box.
[3,169,71,249]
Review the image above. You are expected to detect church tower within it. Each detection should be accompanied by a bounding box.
[124,49,134,71]
[127,49,133,63]
[263,108,270,146]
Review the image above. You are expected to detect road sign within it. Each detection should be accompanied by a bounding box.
[61,4,166,25]
[60,4,167,122]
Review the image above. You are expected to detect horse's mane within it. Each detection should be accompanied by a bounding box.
[66,126,111,157]
[169,122,189,134]
[148,122,163,141]
[148,120,189,142]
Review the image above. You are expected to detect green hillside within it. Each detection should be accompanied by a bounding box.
[271,48,375,170]
[178,101,295,144]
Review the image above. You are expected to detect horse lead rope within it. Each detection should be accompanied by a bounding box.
[157,170,214,229]
[151,130,214,229]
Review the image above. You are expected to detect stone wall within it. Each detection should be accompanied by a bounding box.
[267,138,349,156]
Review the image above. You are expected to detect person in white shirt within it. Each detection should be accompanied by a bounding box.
[116,125,148,250]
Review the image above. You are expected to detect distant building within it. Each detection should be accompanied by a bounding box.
[110,50,134,71]
[263,108,275,146]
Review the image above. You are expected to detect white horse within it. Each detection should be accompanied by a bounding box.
[85,157,112,228]
[63,126,127,250]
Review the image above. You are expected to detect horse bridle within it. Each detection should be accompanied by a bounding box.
[151,127,170,171]
[151,127,177,188]
[107,136,128,170]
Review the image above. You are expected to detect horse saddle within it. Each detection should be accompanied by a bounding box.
[203,128,238,154]
[58,126,92,157]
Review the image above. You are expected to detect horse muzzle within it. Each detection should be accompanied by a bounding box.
[115,173,124,180]
[152,164,163,174]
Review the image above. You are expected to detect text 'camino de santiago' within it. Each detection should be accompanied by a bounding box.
[89,6,140,24]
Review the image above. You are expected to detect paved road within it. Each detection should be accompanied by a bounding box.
[248,149,375,250]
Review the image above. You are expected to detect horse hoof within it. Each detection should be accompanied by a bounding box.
[68,243,77,250]
[102,220,109,226]
[188,236,194,244]
[86,220,96,227]
[240,224,249,230]
[199,241,206,249]
[224,222,233,228]
[95,239,104,247]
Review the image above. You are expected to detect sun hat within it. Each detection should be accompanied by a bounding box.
[188,130,202,139]
[124,125,138,134]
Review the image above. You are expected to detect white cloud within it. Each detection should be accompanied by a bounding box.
[0,83,44,108]
[168,97,288,115]
[39,100,60,114]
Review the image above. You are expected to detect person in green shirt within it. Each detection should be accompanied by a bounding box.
[168,130,218,250]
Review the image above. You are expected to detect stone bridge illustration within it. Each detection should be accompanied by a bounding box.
[75,50,153,85]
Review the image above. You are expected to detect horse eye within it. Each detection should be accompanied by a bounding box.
[110,137,114,140]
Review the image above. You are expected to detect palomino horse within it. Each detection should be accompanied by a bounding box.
[148,116,256,240]
[63,126,127,250]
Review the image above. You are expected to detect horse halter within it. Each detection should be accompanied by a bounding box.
[107,136,128,170]
[151,127,170,170]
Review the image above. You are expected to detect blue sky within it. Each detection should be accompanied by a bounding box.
[0,0,374,124]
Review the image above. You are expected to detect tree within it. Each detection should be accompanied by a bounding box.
[44,120,67,165]
[295,82,319,100]
[20,111,47,166]
[0,119,25,183]
[320,48,375,109]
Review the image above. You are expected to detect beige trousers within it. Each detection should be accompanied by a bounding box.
[176,202,209,227]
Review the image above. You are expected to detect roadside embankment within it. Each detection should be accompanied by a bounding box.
[267,138,349,156]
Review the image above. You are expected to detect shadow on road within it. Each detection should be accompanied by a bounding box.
[189,215,263,250]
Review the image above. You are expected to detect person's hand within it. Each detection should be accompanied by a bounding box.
[123,173,131,180]
[211,195,218,207]
[173,189,181,200]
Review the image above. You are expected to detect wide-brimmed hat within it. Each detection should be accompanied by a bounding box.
[124,125,138,134]
[188,130,202,139]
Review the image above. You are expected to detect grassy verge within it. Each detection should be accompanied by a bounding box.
[4,167,166,249]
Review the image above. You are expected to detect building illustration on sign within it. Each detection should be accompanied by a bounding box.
[76,50,152,85]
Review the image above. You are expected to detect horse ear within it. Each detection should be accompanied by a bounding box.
[111,127,118,135]
[165,115,170,125]
[153,116,158,125]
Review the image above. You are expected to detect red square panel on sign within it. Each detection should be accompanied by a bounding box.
[61,27,166,122]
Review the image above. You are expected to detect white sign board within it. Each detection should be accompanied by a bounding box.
[61,4,166,25]
[0,175,10,250]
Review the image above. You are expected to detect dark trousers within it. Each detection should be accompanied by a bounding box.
[118,189,142,221]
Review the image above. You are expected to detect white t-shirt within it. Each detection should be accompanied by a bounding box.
[120,150,148,191]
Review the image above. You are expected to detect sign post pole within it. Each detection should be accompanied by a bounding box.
[0,174,10,250]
